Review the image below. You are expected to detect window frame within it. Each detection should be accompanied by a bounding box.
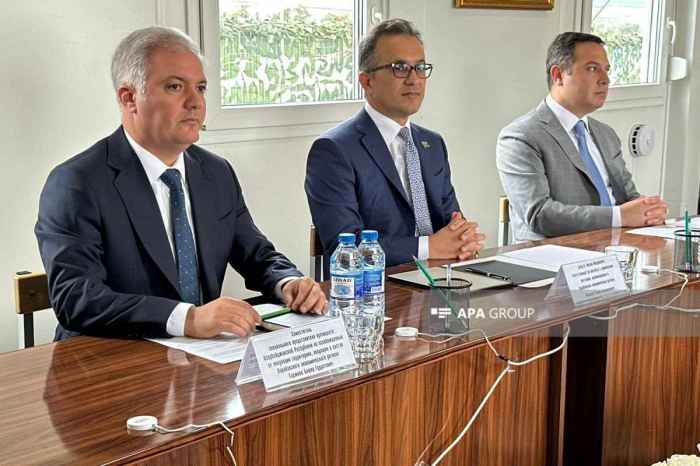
[563,0,670,110]
[188,0,389,139]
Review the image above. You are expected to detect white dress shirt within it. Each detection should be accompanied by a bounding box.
[364,102,430,260]
[545,95,621,227]
[125,130,295,336]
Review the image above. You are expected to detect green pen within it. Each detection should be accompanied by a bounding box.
[412,254,437,286]
[412,255,459,318]
[261,307,292,321]
[685,205,691,268]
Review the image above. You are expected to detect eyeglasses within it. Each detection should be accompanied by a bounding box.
[366,62,434,79]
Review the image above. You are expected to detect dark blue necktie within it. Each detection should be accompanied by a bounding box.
[160,169,201,306]
[574,120,612,207]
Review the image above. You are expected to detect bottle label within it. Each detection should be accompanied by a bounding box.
[331,274,363,299]
[363,270,385,295]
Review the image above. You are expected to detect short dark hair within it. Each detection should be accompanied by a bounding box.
[359,19,424,72]
[546,32,605,89]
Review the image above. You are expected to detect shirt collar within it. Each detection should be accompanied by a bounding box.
[546,94,590,134]
[364,102,412,146]
[124,129,187,186]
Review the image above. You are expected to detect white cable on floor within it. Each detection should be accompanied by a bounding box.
[423,366,510,466]
[413,406,456,466]
[156,421,237,465]
[412,327,571,466]
[414,268,698,464]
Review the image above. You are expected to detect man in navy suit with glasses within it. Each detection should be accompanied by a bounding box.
[305,18,485,276]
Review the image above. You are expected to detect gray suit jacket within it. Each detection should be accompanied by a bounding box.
[497,101,639,242]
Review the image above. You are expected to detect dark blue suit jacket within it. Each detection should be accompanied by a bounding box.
[36,127,302,341]
[305,108,460,275]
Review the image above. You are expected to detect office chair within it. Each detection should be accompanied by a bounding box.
[498,196,511,247]
[14,271,50,349]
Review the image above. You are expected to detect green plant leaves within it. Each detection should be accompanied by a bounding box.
[219,6,355,106]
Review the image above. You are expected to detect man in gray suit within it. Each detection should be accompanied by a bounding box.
[497,32,668,242]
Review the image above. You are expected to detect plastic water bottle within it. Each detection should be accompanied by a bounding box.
[355,230,385,359]
[329,233,363,318]
[358,230,385,311]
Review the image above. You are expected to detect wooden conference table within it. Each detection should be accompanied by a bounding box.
[1,228,699,465]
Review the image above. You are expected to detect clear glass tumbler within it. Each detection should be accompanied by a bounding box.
[604,245,639,287]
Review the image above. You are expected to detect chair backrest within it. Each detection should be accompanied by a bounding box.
[14,271,50,348]
[309,225,324,282]
[498,196,511,247]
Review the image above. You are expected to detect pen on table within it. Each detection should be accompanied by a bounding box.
[261,308,292,321]
[446,263,452,287]
[412,255,458,317]
[685,205,691,268]
[461,267,510,282]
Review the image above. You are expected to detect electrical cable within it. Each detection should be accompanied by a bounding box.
[412,327,571,466]
[589,269,696,321]
[414,268,698,464]
[150,420,237,465]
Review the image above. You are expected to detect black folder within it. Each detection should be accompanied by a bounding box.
[452,260,556,285]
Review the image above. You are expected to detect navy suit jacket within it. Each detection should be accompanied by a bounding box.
[36,127,302,341]
[305,108,460,275]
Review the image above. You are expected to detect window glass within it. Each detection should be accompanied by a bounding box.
[591,0,662,86]
[219,0,359,107]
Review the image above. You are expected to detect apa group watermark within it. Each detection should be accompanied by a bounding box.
[430,307,536,320]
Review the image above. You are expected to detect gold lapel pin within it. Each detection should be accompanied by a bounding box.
[421,141,430,149]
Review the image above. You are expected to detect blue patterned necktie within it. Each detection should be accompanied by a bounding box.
[398,126,434,236]
[160,169,201,306]
[574,120,612,207]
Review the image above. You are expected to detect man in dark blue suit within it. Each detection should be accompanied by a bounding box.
[36,26,328,341]
[306,19,485,274]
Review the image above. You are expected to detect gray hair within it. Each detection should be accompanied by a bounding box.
[546,32,605,90]
[111,26,205,102]
[359,19,424,72]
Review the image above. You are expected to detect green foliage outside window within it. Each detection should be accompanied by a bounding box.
[219,6,355,106]
[592,22,643,85]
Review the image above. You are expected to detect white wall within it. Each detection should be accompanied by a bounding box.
[0,1,161,352]
[0,0,691,353]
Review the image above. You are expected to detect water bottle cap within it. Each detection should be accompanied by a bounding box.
[361,230,378,241]
[338,233,355,244]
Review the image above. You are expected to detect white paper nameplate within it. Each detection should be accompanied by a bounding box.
[545,255,628,305]
[235,317,357,392]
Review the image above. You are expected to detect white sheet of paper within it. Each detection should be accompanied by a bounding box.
[627,226,679,239]
[665,217,700,228]
[147,330,264,364]
[518,277,558,289]
[451,253,560,271]
[501,245,605,269]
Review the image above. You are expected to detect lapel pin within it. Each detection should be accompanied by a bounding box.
[421,141,430,149]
